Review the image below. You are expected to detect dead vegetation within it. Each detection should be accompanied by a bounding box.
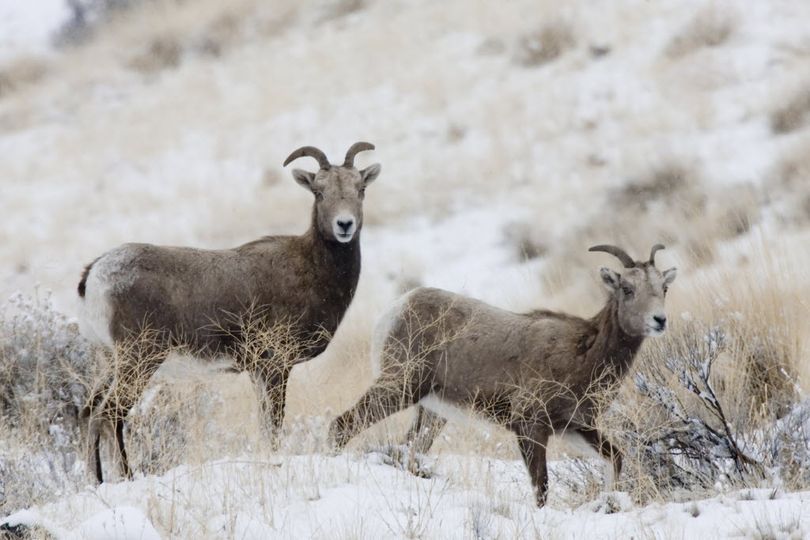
[502,222,548,262]
[770,87,810,135]
[769,136,810,226]
[0,57,48,99]
[609,164,703,211]
[317,0,366,24]
[665,8,736,59]
[127,36,182,74]
[514,20,576,67]
[540,163,699,289]
[537,160,767,294]
[53,0,294,78]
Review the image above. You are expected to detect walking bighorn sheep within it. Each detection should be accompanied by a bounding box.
[78,142,381,483]
[329,244,677,507]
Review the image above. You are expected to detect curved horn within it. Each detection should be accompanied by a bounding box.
[588,244,636,268]
[343,141,375,168]
[283,146,330,170]
[648,244,666,266]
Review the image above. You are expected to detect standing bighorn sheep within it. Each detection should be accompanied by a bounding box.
[78,142,381,483]
[329,244,677,507]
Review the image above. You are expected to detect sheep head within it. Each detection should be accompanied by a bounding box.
[284,142,381,244]
[589,244,678,337]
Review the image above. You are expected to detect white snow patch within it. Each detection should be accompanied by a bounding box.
[0,0,67,61]
[4,454,809,539]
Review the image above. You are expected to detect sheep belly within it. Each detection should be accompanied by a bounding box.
[420,393,484,427]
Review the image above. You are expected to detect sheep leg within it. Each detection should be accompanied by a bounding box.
[404,405,446,454]
[85,396,136,483]
[85,414,104,484]
[266,365,292,435]
[115,415,132,479]
[515,426,551,507]
[250,363,293,442]
[84,343,165,483]
[82,355,113,484]
[82,381,111,484]
[329,382,419,450]
[111,346,165,480]
[574,425,622,489]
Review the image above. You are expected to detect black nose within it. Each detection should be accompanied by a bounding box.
[653,315,667,329]
[337,219,354,232]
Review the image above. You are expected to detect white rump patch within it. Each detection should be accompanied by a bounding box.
[78,245,139,348]
[369,289,417,379]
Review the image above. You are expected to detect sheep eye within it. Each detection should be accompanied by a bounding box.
[622,286,634,297]
[358,188,366,198]
[663,285,669,295]
[314,191,324,201]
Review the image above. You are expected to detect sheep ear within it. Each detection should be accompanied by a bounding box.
[663,267,678,286]
[360,163,381,187]
[292,169,315,191]
[600,267,621,291]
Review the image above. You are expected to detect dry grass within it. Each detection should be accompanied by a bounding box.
[70,0,286,64]
[539,160,766,294]
[0,56,48,99]
[127,36,183,74]
[770,86,810,135]
[502,221,549,262]
[513,20,576,67]
[317,0,367,24]
[769,135,810,226]
[665,7,736,59]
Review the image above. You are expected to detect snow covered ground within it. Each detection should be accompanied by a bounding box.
[4,452,809,539]
[0,0,67,62]
[7,453,810,540]
[2,0,810,538]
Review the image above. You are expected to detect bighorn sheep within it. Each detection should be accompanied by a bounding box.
[78,142,381,483]
[329,244,677,507]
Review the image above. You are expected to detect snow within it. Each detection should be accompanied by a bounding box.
[3,453,809,539]
[0,0,66,62]
[5,506,160,540]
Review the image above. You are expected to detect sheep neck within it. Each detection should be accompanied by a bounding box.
[303,209,362,302]
[586,296,645,382]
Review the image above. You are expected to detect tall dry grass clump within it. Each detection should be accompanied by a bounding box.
[0,292,92,514]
